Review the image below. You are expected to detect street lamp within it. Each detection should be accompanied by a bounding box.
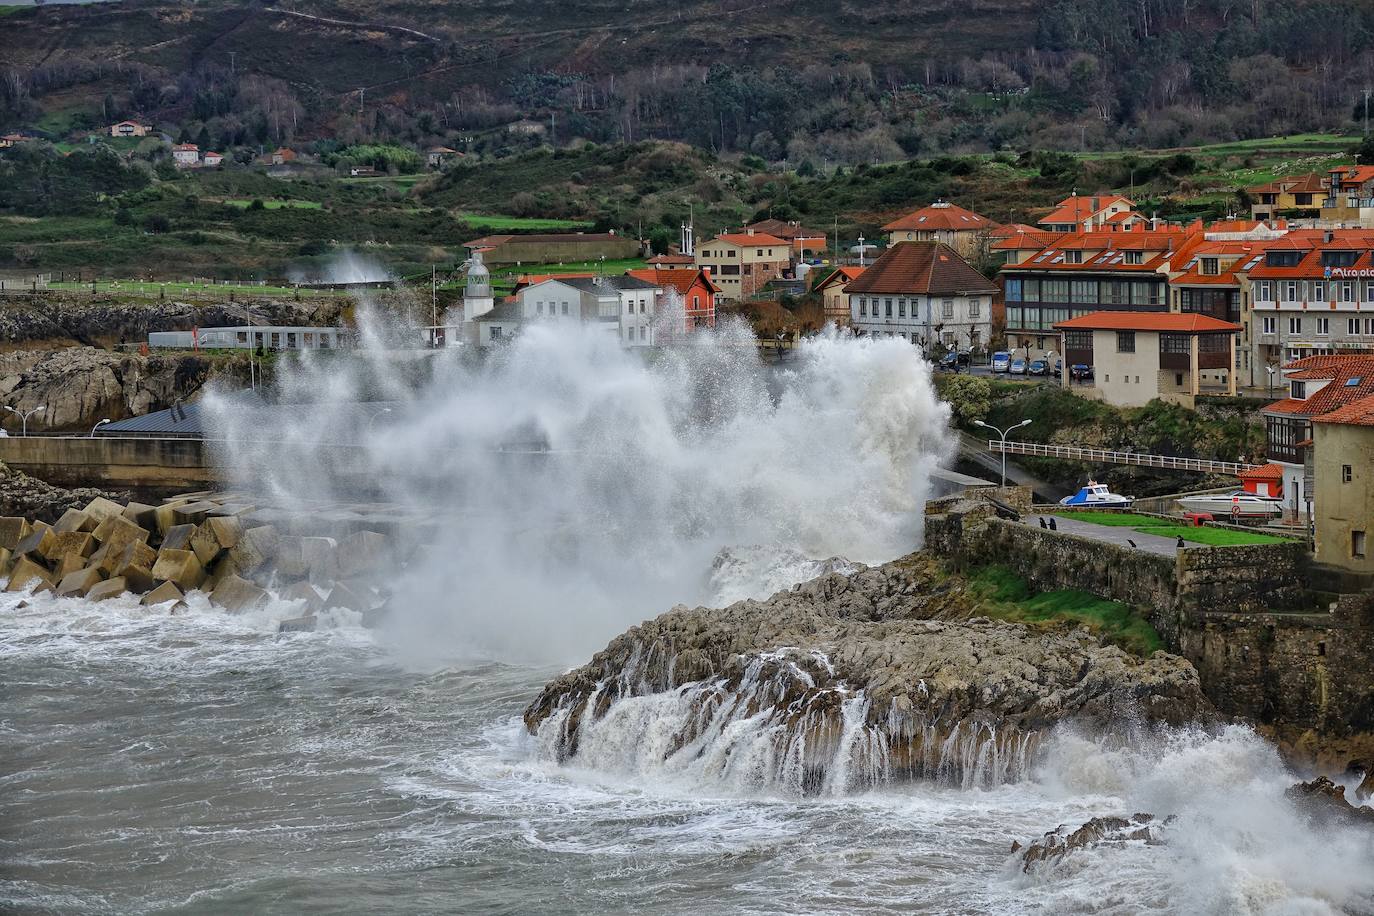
[4,405,44,437]
[1265,364,1277,399]
[90,418,111,438]
[973,418,1032,487]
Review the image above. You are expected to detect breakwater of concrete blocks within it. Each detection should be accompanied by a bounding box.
[0,490,425,633]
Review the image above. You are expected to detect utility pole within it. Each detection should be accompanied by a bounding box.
[228,51,237,74]
[1364,88,1371,136]
[431,264,437,338]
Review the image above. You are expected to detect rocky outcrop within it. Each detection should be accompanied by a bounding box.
[524,554,1216,793]
[1286,777,1374,825]
[1013,814,1168,872]
[0,460,125,523]
[0,295,346,347]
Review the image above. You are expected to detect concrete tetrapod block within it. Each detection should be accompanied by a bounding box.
[151,548,204,591]
[107,541,157,594]
[52,554,88,580]
[13,526,55,561]
[324,581,374,613]
[203,516,242,551]
[82,496,127,527]
[335,531,389,578]
[6,556,55,592]
[85,577,128,602]
[300,537,338,583]
[277,615,317,633]
[92,515,150,554]
[227,525,279,576]
[203,554,241,592]
[274,535,308,580]
[360,600,392,629]
[281,580,324,615]
[209,574,270,614]
[122,502,159,530]
[40,531,96,565]
[160,524,198,552]
[53,509,93,533]
[56,566,105,598]
[0,547,13,577]
[173,501,219,526]
[0,517,31,550]
[140,581,184,607]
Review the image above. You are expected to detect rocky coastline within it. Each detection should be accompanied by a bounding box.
[523,554,1215,793]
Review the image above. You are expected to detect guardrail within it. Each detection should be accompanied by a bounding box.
[990,440,1255,475]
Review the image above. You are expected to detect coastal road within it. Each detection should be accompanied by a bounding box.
[1017,515,1182,557]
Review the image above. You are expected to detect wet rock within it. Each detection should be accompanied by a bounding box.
[122,501,159,530]
[1359,771,1374,803]
[82,497,127,527]
[105,541,157,593]
[1017,814,1167,872]
[325,581,373,613]
[1286,777,1374,825]
[52,508,93,533]
[159,523,198,552]
[91,514,149,554]
[0,517,30,549]
[360,600,392,629]
[13,524,54,560]
[228,525,279,575]
[40,531,95,565]
[525,552,1216,777]
[281,580,324,614]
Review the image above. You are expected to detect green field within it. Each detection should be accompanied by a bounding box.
[0,6,25,17]
[219,199,323,210]
[45,280,334,297]
[1053,511,1288,546]
[969,565,1163,656]
[458,212,594,231]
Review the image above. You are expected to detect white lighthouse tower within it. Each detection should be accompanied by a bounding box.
[462,249,494,322]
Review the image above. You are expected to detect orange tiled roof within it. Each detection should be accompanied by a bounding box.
[1239,462,1285,480]
[882,201,993,233]
[1265,360,1374,418]
[1039,194,1133,226]
[1246,173,1326,195]
[1053,312,1239,333]
[1283,354,1374,372]
[625,267,717,296]
[713,232,788,247]
[1313,393,1374,426]
[813,266,866,292]
[744,219,826,241]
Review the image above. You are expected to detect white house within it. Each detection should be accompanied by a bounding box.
[478,275,662,348]
[172,144,200,167]
[845,241,999,351]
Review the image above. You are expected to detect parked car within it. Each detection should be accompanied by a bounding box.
[938,350,971,369]
[1009,357,1028,375]
[1028,359,1049,376]
[1070,364,1095,381]
[991,351,1010,372]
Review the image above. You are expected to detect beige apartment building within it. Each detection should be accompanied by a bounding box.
[693,229,790,301]
[1312,396,1374,575]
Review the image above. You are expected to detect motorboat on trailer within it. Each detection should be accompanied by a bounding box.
[1177,490,1284,519]
[1059,481,1133,508]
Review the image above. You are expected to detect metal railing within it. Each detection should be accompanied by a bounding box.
[989,440,1255,475]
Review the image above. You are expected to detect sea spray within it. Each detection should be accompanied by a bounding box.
[205,320,952,664]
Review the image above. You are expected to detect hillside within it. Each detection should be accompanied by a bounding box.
[2,0,1371,161]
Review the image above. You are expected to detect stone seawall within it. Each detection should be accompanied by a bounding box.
[925,492,1374,769]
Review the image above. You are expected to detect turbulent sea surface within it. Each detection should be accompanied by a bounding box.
[6,591,1374,916]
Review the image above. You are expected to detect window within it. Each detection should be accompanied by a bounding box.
[1366,281,1374,303]
[1063,330,1092,349]
[1284,281,1299,302]
[1201,257,1219,276]
[1342,281,1355,302]
[942,299,954,318]
[885,299,893,318]
[1261,316,1277,335]
[969,300,980,318]
[537,302,545,315]
[860,298,868,317]
[1124,251,1143,265]
[756,249,763,257]
[640,326,647,341]
[1291,381,1307,399]
[562,303,570,315]
[236,331,248,344]
[640,300,646,314]
[1316,317,1330,336]
[1070,280,1097,304]
[1161,334,1191,355]
[1355,530,1367,560]
[1289,316,1302,335]
[1266,251,1301,268]
[1350,318,1362,336]
[898,299,907,318]
[490,326,503,340]
[1117,330,1136,353]
[1005,278,1023,301]
[1175,373,1184,386]
[1343,464,1353,483]
[1256,280,1273,302]
[1313,281,1326,301]
[1064,250,1083,264]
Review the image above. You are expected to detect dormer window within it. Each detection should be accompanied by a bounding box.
[1064,250,1083,264]
[1321,250,1359,268]
[1201,257,1219,276]
[1266,250,1302,268]
[1124,251,1143,265]
[1291,381,1307,399]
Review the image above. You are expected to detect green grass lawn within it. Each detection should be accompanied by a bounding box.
[46,280,334,297]
[490,258,647,277]
[457,212,593,231]
[968,565,1163,656]
[1053,511,1288,546]
[220,199,323,210]
[0,6,27,17]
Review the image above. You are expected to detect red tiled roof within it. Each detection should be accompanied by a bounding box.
[1039,195,1133,226]
[1265,361,1374,418]
[647,253,695,265]
[625,267,717,296]
[882,201,993,232]
[843,241,997,297]
[1283,354,1374,372]
[813,266,866,292]
[1239,463,1285,480]
[744,219,826,241]
[1246,173,1326,195]
[1053,312,1239,333]
[1313,393,1374,426]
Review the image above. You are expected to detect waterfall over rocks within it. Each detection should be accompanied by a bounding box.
[525,555,1216,794]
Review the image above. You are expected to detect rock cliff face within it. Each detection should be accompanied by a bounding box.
[524,555,1215,794]
[0,347,237,432]
[0,295,346,347]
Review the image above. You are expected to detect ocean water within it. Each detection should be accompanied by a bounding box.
[5,590,1373,916]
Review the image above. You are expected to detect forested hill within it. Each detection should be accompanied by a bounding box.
[1,0,1372,162]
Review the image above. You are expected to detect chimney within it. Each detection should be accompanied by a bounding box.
[746,227,755,236]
